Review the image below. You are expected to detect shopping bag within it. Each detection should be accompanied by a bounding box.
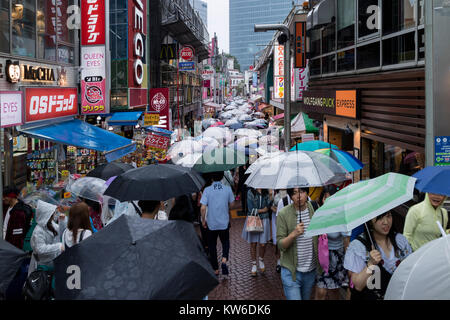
[246,209,264,233]
[318,234,329,275]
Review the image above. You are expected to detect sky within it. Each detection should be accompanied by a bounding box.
[207,0,230,53]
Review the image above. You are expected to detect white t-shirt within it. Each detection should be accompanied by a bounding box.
[276,196,292,217]
[3,207,12,240]
[63,229,93,248]
[296,208,316,273]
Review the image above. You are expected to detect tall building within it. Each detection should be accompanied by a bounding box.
[190,0,208,27]
[230,0,298,71]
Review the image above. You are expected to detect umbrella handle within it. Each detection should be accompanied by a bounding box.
[364,223,376,249]
[436,221,447,238]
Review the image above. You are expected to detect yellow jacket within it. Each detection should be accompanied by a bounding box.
[403,194,449,252]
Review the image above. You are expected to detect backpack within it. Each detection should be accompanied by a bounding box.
[282,196,289,207]
[22,270,53,300]
[15,201,34,236]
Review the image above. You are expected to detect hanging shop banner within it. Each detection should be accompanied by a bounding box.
[302,90,359,119]
[128,0,148,108]
[145,132,170,161]
[0,91,23,128]
[149,88,170,131]
[81,46,107,114]
[435,136,450,166]
[291,57,309,102]
[25,87,78,123]
[144,113,160,126]
[274,45,284,99]
[81,0,105,46]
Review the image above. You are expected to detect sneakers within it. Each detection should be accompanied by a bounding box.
[258,258,265,273]
[221,263,229,276]
[251,262,257,277]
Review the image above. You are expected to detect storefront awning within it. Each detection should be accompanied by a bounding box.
[203,102,222,109]
[19,119,136,162]
[108,112,143,126]
[272,113,284,121]
[257,103,271,112]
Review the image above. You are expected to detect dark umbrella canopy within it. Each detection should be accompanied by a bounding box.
[104,164,205,201]
[0,239,29,296]
[86,162,134,180]
[54,215,218,300]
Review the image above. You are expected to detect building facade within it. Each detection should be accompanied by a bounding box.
[190,0,207,27]
[229,0,299,71]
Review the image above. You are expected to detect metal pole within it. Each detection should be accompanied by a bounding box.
[284,38,291,152]
[425,0,434,167]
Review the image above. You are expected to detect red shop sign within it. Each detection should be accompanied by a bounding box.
[180,47,194,61]
[25,88,78,123]
[81,0,106,45]
[145,133,170,150]
[149,88,170,130]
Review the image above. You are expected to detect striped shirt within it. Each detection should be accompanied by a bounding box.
[296,208,316,273]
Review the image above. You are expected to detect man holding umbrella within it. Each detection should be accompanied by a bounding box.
[276,187,321,300]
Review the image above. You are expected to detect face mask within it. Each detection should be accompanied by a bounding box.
[53,212,58,222]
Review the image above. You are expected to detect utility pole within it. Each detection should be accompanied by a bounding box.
[254,24,291,151]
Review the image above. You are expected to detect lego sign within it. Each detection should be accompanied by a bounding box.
[81,0,106,45]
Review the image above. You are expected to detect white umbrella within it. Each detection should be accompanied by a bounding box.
[245,150,348,189]
[196,136,220,151]
[234,128,262,139]
[203,127,233,146]
[175,153,203,168]
[258,135,279,146]
[385,224,450,300]
[238,114,253,122]
[168,139,203,163]
[245,153,281,174]
[255,146,281,156]
[67,177,108,203]
[224,105,236,111]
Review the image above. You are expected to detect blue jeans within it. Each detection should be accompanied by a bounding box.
[281,267,316,300]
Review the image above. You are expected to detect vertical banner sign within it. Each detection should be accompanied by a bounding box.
[129,0,148,108]
[274,45,284,99]
[291,57,309,102]
[295,22,306,68]
[81,0,108,114]
[149,88,170,130]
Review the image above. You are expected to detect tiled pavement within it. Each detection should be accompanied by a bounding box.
[205,210,287,300]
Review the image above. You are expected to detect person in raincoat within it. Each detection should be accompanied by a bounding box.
[403,193,449,252]
[29,200,66,275]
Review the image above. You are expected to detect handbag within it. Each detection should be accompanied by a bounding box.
[318,234,329,275]
[246,208,264,233]
[23,269,53,300]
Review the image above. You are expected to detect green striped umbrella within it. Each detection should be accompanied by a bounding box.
[304,173,417,238]
[192,147,247,173]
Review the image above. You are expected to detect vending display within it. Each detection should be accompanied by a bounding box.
[65,146,105,175]
[26,144,57,188]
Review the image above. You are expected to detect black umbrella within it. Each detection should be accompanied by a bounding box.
[103,164,205,202]
[54,215,218,300]
[86,162,135,180]
[0,239,29,297]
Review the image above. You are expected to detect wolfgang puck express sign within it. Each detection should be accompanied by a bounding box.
[302,90,359,119]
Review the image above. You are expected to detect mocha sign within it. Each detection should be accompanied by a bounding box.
[302,90,359,119]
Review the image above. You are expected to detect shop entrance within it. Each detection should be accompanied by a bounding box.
[328,126,354,151]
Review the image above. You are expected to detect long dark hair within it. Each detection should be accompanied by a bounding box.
[68,202,93,244]
[319,185,338,206]
[46,216,58,237]
[363,211,401,258]
[80,197,101,213]
[169,195,195,223]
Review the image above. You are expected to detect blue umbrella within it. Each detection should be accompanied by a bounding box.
[314,148,364,172]
[230,122,244,130]
[412,166,450,196]
[290,140,339,152]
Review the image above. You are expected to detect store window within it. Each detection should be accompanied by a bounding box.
[418,0,424,25]
[337,0,355,49]
[382,32,415,65]
[0,0,9,53]
[322,23,336,54]
[357,42,380,69]
[322,54,336,74]
[310,58,321,76]
[418,29,424,60]
[358,0,380,39]
[37,0,56,61]
[382,0,416,35]
[337,49,355,72]
[310,29,321,58]
[12,0,36,57]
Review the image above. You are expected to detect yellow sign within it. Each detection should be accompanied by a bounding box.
[63,192,72,199]
[144,113,160,126]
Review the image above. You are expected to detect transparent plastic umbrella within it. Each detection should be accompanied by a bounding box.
[234,128,263,139]
[258,135,279,146]
[21,190,61,209]
[203,127,233,146]
[168,139,203,163]
[175,153,203,168]
[67,177,108,203]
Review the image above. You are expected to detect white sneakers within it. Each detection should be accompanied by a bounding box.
[251,262,257,277]
[259,257,265,273]
[251,258,265,277]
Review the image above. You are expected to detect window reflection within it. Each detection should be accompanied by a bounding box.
[337,0,355,49]
[0,0,9,53]
[383,0,416,35]
[37,0,56,61]
[12,0,36,57]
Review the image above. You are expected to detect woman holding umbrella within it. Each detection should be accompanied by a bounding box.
[343,211,412,300]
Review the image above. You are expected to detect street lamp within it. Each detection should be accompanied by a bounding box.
[254,24,291,151]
